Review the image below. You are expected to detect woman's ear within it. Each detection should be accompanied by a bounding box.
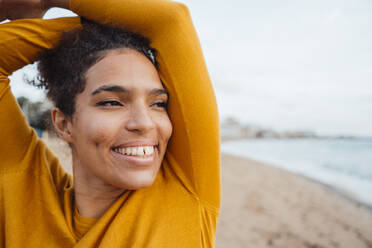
[51,107,73,143]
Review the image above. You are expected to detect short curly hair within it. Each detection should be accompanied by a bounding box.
[34,18,157,117]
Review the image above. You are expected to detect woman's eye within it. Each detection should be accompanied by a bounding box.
[152,101,168,109]
[96,100,123,107]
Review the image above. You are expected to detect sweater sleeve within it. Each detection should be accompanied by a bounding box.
[0,18,81,169]
[70,0,220,210]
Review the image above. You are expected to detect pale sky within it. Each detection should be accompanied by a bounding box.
[6,0,372,136]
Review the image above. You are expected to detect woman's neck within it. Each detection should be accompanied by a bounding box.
[73,182,125,219]
[72,159,126,218]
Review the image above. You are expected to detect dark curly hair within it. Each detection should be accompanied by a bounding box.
[34,18,157,117]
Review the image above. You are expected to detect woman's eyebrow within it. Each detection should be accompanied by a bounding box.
[91,85,128,95]
[149,88,169,98]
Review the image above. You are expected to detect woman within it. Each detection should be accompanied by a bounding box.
[0,0,220,247]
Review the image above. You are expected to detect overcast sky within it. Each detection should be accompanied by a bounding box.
[6,0,372,136]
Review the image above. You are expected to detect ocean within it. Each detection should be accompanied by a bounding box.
[221,138,372,206]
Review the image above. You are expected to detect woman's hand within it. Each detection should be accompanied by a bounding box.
[1,0,70,21]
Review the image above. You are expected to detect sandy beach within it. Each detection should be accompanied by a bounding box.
[42,134,372,247]
[217,154,372,248]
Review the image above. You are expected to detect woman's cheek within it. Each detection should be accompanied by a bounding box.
[157,114,172,140]
[83,112,124,143]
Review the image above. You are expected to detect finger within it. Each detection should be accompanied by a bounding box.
[6,9,47,20]
[0,0,6,21]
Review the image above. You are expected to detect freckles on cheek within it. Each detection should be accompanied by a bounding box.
[86,118,121,146]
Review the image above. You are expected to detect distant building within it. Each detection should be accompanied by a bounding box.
[241,126,257,139]
[256,130,279,139]
[220,117,319,141]
[220,118,242,140]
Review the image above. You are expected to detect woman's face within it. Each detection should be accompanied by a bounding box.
[66,49,172,190]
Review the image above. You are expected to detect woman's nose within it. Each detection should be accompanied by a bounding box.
[125,103,155,133]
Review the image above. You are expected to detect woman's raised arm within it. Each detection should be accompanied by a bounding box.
[70,0,220,211]
[0,17,80,168]
[0,0,220,211]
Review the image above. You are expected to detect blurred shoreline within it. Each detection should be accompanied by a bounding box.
[221,137,372,208]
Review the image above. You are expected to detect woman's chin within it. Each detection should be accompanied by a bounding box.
[112,172,158,190]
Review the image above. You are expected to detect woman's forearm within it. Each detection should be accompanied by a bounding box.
[0,18,80,76]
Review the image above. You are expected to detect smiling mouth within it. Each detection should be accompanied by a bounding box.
[111,145,157,157]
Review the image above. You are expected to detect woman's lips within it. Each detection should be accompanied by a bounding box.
[112,146,155,156]
[110,145,157,167]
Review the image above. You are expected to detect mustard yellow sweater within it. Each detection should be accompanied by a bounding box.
[0,0,220,247]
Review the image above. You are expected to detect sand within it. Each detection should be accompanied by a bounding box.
[41,134,372,247]
[217,154,372,248]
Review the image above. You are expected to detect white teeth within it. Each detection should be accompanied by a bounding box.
[124,148,130,155]
[113,146,155,156]
[125,147,132,155]
[145,146,154,155]
[137,147,144,156]
[144,146,150,155]
[148,146,154,155]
